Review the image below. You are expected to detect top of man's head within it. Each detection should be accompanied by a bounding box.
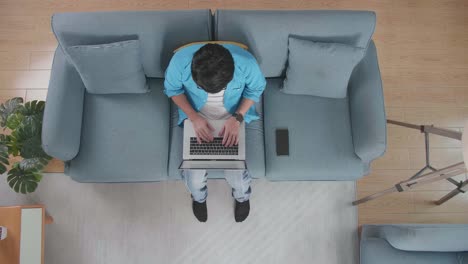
[191,44,234,94]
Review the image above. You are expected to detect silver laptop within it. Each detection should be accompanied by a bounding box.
[179,119,246,170]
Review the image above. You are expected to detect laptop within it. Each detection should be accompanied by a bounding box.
[179,119,246,170]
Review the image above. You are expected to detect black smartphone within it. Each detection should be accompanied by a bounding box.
[276,129,289,156]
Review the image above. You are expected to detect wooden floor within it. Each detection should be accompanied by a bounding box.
[0,0,467,226]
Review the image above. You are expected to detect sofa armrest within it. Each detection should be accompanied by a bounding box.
[349,40,386,166]
[42,47,85,161]
[362,224,468,252]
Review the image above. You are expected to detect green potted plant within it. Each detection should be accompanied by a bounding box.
[0,97,51,194]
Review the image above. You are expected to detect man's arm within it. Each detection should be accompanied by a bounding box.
[219,98,255,147]
[171,94,214,143]
[219,55,266,147]
[235,98,255,117]
[171,94,198,120]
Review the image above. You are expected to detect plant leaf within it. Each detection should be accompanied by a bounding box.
[19,157,49,170]
[26,181,38,193]
[20,136,47,159]
[10,125,49,159]
[7,133,20,156]
[6,113,25,130]
[0,134,8,143]
[0,163,7,175]
[3,99,48,194]
[7,165,41,194]
[0,97,23,128]
[0,143,9,174]
[18,100,44,127]
[19,100,45,115]
[7,175,19,191]
[33,172,43,182]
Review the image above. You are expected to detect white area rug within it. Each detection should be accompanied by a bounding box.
[1,174,358,264]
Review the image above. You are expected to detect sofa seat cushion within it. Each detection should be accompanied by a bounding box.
[360,239,460,264]
[66,79,170,182]
[263,78,363,181]
[168,98,265,179]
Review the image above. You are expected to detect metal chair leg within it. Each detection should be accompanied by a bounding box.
[353,162,466,205]
[354,119,466,206]
[435,180,468,205]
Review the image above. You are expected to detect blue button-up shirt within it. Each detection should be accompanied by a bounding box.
[164,44,267,125]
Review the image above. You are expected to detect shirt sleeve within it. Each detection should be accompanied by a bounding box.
[242,57,267,103]
[164,54,185,98]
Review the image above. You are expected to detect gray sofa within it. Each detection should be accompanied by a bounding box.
[42,9,386,183]
[361,224,468,264]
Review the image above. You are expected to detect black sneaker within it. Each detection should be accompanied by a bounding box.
[235,200,250,222]
[192,200,207,222]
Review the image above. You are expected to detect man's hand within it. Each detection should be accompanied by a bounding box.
[191,114,215,144]
[219,117,241,147]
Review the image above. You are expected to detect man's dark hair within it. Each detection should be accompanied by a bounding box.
[191,44,234,94]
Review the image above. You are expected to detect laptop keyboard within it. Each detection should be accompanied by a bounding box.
[190,137,239,155]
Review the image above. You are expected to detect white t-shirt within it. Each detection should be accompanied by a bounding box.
[199,90,231,120]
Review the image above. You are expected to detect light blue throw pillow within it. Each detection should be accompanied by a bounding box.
[66,40,148,94]
[282,37,365,98]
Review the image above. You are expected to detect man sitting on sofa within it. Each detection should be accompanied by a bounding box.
[164,43,266,223]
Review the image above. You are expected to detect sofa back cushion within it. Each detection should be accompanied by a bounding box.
[215,10,376,78]
[52,10,212,78]
[66,40,149,94]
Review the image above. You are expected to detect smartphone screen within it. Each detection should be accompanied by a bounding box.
[276,129,289,156]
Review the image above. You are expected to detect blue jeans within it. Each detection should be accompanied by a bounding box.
[181,170,252,203]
